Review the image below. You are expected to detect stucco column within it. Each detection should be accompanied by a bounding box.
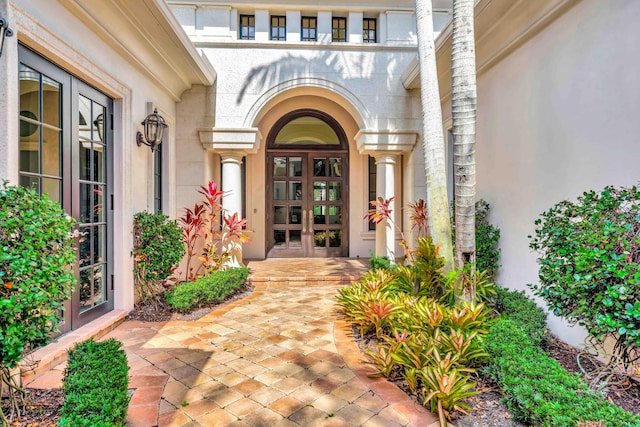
[220,153,244,267]
[199,127,261,268]
[374,154,397,261]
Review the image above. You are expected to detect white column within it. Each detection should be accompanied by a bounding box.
[220,153,244,267]
[374,154,397,261]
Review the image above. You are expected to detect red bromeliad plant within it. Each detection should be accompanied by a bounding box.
[178,204,206,281]
[177,181,251,280]
[365,197,431,262]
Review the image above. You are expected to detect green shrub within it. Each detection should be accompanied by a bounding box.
[132,211,185,304]
[336,238,493,426]
[369,252,392,271]
[484,318,639,427]
[0,183,77,369]
[0,183,77,422]
[528,184,640,364]
[166,267,250,312]
[451,199,501,277]
[59,338,130,427]
[493,287,548,345]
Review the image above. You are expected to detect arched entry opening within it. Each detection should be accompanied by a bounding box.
[266,109,349,257]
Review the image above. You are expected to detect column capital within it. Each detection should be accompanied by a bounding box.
[199,127,262,155]
[355,129,419,155]
[371,153,398,164]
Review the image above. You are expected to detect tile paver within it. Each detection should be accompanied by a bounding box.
[27,258,438,426]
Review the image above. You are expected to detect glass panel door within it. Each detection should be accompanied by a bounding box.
[72,82,113,327]
[267,152,347,257]
[18,46,114,332]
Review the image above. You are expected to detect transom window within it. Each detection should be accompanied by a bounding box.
[271,16,286,41]
[301,16,317,41]
[332,17,347,42]
[240,15,255,40]
[363,18,377,43]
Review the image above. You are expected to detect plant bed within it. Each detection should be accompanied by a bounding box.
[0,388,63,427]
[126,280,254,322]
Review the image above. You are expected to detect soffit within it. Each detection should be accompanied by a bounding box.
[59,0,216,101]
[402,0,580,101]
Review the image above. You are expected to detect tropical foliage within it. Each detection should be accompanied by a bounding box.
[0,183,77,424]
[178,181,251,280]
[451,199,501,278]
[337,237,495,426]
[132,211,185,304]
[529,184,640,365]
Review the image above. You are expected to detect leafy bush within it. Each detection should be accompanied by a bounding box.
[166,267,249,312]
[0,183,77,423]
[494,287,548,345]
[336,237,494,425]
[529,185,640,364]
[451,199,501,277]
[369,252,392,271]
[59,338,130,427]
[484,318,639,427]
[178,182,251,280]
[132,211,185,304]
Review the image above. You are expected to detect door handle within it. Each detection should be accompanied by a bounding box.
[308,209,314,232]
[302,209,307,233]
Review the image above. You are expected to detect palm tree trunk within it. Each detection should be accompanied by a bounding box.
[416,0,455,273]
[452,0,478,301]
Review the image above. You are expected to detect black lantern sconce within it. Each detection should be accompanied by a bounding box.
[0,15,14,58]
[136,108,167,153]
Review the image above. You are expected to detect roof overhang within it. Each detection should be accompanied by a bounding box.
[401,0,580,102]
[58,0,216,101]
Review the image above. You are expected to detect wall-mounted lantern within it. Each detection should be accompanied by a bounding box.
[136,108,167,153]
[0,15,14,58]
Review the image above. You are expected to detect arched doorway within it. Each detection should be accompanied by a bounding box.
[266,109,349,257]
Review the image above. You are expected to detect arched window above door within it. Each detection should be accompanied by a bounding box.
[267,109,348,151]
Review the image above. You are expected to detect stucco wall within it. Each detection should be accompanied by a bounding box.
[473,0,640,346]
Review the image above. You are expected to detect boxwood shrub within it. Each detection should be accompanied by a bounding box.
[486,288,640,427]
[59,338,130,427]
[494,287,548,345]
[166,267,250,312]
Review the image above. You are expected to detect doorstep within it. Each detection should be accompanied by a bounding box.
[20,309,128,385]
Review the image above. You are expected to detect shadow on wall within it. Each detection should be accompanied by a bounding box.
[235,50,399,111]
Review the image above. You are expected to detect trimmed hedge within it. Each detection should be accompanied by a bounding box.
[166,267,250,312]
[494,287,548,345]
[486,288,640,427]
[59,338,129,427]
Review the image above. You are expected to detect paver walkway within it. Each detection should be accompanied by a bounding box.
[28,258,439,427]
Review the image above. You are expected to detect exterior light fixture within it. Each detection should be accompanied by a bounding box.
[93,113,104,142]
[0,15,14,58]
[136,108,167,152]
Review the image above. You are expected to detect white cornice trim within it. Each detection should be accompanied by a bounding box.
[56,0,215,101]
[355,129,419,155]
[199,127,262,154]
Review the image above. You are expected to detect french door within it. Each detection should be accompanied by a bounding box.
[18,46,114,333]
[267,152,348,257]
